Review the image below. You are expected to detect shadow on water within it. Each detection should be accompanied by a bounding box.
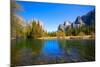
[11,39,95,66]
[58,39,95,62]
[11,39,44,66]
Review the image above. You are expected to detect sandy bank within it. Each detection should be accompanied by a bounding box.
[37,35,94,40]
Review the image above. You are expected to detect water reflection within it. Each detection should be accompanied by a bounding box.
[11,39,44,66]
[11,39,95,66]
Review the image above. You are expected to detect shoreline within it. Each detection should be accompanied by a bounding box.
[37,35,95,40]
[11,35,95,40]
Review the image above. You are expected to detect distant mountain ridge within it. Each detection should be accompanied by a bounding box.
[58,9,95,31]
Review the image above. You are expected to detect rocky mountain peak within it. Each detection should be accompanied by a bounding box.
[74,16,84,25]
[63,21,71,26]
[81,9,95,25]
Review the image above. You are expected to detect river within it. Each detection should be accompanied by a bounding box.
[11,39,95,66]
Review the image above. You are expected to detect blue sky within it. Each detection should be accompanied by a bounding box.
[16,1,95,32]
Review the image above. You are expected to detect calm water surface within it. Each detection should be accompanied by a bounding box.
[11,39,95,66]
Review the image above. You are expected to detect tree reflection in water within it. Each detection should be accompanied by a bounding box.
[11,39,95,66]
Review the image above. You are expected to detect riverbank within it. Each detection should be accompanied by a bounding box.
[37,35,95,40]
[11,35,95,40]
